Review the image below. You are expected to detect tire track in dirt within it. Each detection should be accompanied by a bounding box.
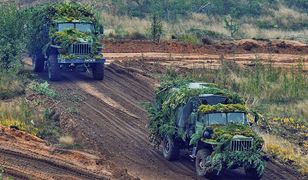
[49,68,195,180]
[48,64,302,180]
[0,144,108,180]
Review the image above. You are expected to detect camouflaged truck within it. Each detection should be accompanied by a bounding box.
[151,82,265,179]
[29,3,105,81]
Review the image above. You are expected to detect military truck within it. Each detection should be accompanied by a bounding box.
[147,82,265,179]
[28,3,105,81]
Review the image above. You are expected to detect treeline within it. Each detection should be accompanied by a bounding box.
[104,0,308,20]
[18,0,308,20]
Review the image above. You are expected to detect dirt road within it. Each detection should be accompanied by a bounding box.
[46,62,301,180]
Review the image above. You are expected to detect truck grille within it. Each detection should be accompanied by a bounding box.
[230,137,253,151]
[71,43,91,55]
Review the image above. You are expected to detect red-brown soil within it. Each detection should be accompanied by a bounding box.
[103,39,308,54]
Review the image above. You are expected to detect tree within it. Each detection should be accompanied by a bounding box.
[151,14,163,42]
[223,15,239,38]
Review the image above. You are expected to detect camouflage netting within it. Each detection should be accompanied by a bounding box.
[194,123,265,176]
[27,2,101,58]
[145,76,265,176]
[146,77,243,146]
[198,103,247,113]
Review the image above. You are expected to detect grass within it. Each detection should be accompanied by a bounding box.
[101,5,308,43]
[0,166,3,180]
[0,72,25,100]
[59,135,75,147]
[0,78,61,143]
[0,99,38,135]
[260,132,308,176]
[0,99,61,143]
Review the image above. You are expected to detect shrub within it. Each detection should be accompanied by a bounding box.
[29,81,57,98]
[0,2,30,73]
[187,28,229,40]
[177,34,199,44]
[114,26,129,39]
[129,32,147,40]
[36,109,60,144]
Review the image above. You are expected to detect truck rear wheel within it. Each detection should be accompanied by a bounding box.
[32,53,45,72]
[195,149,216,177]
[48,54,61,81]
[92,63,104,80]
[162,135,179,161]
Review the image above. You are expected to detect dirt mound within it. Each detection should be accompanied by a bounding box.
[0,125,137,179]
[103,39,308,54]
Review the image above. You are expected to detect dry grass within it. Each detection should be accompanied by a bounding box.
[100,5,307,42]
[0,100,39,135]
[242,24,308,42]
[59,136,75,146]
[260,132,308,176]
[0,73,25,99]
[101,12,150,36]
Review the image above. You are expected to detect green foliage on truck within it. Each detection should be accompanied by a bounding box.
[145,75,265,178]
[27,2,105,81]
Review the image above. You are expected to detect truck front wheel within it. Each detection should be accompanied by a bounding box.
[245,167,263,179]
[195,149,216,177]
[92,63,104,80]
[162,135,179,161]
[32,53,45,72]
[48,54,61,81]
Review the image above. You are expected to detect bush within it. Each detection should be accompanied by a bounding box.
[187,28,229,41]
[177,34,199,44]
[129,32,147,40]
[0,2,30,73]
[29,81,57,98]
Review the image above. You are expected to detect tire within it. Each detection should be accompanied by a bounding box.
[162,135,179,161]
[92,63,104,80]
[48,54,61,81]
[245,167,263,180]
[195,149,216,177]
[32,53,45,72]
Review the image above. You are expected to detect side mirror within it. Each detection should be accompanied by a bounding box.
[254,115,259,123]
[98,25,104,35]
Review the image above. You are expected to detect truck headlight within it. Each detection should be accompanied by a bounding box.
[203,130,211,139]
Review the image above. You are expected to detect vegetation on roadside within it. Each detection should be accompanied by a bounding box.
[96,0,308,42]
[29,81,57,98]
[0,88,60,143]
[0,2,63,143]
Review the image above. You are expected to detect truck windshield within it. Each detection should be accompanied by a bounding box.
[76,23,94,33]
[58,23,74,31]
[199,112,246,125]
[58,23,94,33]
